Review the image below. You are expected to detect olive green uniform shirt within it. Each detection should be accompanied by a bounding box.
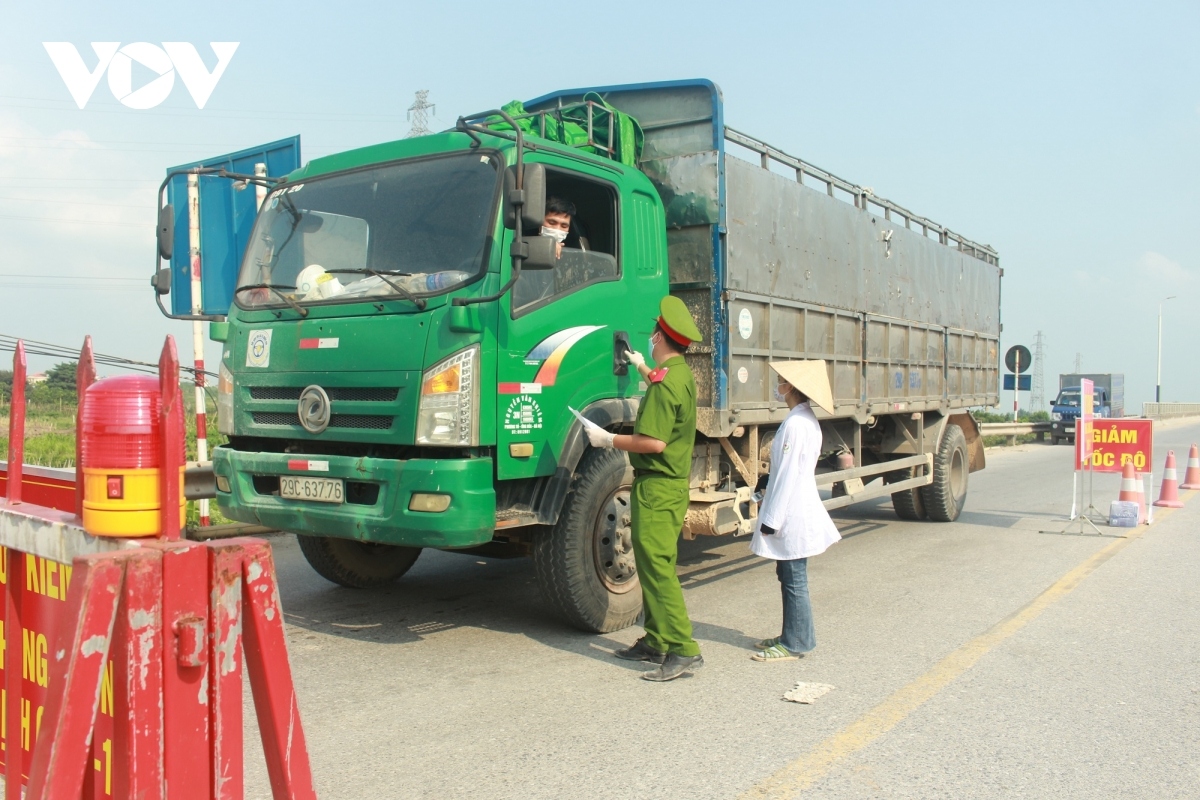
[630,355,696,479]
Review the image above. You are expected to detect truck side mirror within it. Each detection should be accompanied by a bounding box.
[512,235,557,270]
[503,163,546,231]
[151,267,172,295]
[157,204,174,260]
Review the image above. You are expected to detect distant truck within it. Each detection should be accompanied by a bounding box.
[1050,373,1124,444]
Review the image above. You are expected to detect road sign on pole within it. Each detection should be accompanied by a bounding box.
[1005,345,1032,374]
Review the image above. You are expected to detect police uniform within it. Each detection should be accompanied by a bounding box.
[628,297,703,659]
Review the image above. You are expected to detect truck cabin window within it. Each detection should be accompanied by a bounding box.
[1057,390,1102,408]
[236,153,499,309]
[513,171,619,313]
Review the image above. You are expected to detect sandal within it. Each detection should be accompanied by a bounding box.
[750,643,802,662]
[753,637,781,651]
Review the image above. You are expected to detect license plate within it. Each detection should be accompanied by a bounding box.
[279,476,344,504]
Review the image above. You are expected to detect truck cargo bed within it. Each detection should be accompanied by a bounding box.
[527,80,1001,437]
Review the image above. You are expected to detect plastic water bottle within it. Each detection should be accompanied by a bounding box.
[402,271,470,292]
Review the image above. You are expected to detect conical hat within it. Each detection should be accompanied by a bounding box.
[768,360,834,415]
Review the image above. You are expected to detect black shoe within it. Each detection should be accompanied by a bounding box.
[641,653,704,682]
[614,637,667,664]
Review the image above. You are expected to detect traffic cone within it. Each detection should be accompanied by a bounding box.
[1133,471,1148,523]
[1182,444,1200,490]
[1153,451,1184,508]
[1118,462,1144,523]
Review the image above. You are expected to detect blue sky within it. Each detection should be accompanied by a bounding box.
[1,0,1197,409]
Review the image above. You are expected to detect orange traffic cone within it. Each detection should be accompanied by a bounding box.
[1182,444,1200,490]
[1153,451,1184,508]
[1118,461,1143,522]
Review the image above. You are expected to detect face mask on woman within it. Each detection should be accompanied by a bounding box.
[775,383,792,402]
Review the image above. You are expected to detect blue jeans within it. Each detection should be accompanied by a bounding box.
[776,558,815,654]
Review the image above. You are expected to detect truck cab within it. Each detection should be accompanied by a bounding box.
[1049,386,1110,444]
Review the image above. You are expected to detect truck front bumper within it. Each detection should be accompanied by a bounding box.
[1050,420,1077,437]
[212,447,496,549]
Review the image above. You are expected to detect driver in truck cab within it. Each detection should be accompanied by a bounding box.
[540,196,576,257]
[515,196,584,308]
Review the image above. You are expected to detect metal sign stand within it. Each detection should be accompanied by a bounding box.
[1046,420,1115,537]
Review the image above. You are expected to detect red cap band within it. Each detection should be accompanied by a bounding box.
[657,316,692,346]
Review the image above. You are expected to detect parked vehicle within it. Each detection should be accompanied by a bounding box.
[153,80,1002,632]
[1050,373,1125,444]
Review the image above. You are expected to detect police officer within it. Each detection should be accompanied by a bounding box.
[582,296,704,681]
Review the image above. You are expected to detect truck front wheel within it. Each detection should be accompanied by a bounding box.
[921,424,969,522]
[533,447,642,633]
[297,535,422,589]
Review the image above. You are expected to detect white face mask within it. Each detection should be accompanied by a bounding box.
[648,334,659,356]
[540,226,568,243]
[775,384,791,402]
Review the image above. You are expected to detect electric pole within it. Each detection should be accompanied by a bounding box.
[407,90,435,138]
[1031,331,1046,410]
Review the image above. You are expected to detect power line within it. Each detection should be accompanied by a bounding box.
[407,90,435,138]
[0,334,216,380]
[0,213,142,227]
[0,274,143,281]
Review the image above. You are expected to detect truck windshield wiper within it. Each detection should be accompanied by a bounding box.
[326,268,427,310]
[234,283,308,317]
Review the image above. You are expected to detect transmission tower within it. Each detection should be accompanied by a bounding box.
[406,90,435,138]
[1031,331,1046,409]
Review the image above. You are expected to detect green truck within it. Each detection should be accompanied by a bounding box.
[155,80,1001,633]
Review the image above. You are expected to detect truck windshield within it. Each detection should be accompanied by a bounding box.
[1057,390,1102,407]
[235,152,499,309]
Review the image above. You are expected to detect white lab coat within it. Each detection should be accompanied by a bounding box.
[750,402,841,560]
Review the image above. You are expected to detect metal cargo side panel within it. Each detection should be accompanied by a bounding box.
[946,329,999,408]
[726,294,862,413]
[864,316,946,410]
[723,156,1000,336]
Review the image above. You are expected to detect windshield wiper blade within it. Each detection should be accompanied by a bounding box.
[235,283,308,317]
[326,269,427,310]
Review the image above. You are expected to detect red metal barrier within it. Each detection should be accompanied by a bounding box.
[0,336,315,799]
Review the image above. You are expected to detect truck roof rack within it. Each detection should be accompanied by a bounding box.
[463,100,621,161]
[724,126,999,267]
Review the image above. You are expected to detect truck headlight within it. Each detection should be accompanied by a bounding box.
[217,362,234,435]
[416,345,479,446]
[1051,412,1062,421]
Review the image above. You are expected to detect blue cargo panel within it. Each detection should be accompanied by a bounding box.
[167,137,301,317]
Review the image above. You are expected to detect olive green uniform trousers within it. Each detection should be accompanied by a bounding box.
[630,474,700,657]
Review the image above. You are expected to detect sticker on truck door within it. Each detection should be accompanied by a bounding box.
[503,395,544,435]
[246,329,272,368]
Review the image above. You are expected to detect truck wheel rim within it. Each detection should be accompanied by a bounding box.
[593,488,637,593]
[951,448,967,499]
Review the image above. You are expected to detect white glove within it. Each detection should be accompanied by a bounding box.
[583,419,616,449]
[625,350,646,370]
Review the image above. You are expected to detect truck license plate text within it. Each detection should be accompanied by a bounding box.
[280,476,344,504]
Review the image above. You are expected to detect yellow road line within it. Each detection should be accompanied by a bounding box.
[740,492,1196,799]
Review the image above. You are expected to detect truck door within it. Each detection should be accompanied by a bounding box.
[495,168,656,480]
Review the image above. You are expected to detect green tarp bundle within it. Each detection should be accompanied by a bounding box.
[490,93,644,167]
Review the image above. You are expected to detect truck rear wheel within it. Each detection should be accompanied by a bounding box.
[532,447,642,633]
[297,535,422,589]
[887,465,928,521]
[922,424,969,522]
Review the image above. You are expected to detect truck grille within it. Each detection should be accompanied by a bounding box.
[248,386,399,402]
[251,412,395,431]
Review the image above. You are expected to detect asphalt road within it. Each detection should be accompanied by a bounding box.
[243,420,1200,799]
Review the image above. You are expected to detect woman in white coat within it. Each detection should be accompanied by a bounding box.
[750,360,841,662]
